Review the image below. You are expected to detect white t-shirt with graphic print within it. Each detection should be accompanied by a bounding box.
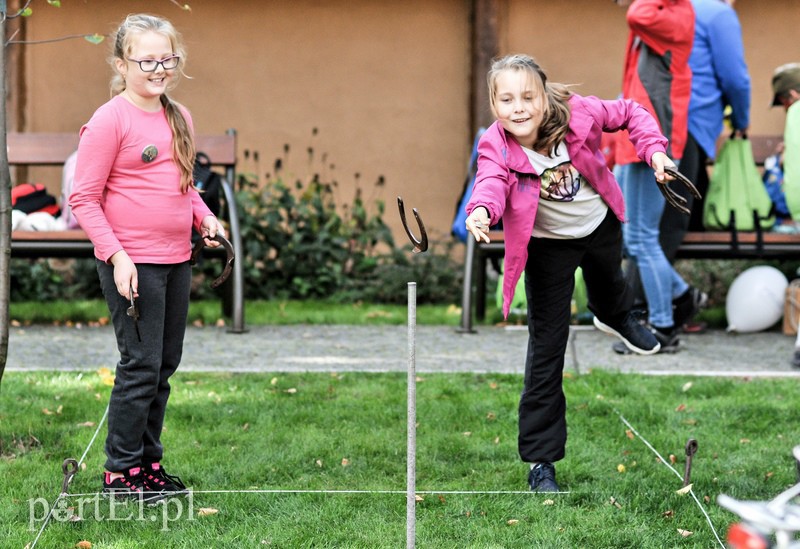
[523,143,608,239]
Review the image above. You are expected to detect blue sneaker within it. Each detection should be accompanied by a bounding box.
[593,312,660,355]
[528,462,560,492]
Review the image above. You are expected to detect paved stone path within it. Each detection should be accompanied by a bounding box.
[6,323,800,377]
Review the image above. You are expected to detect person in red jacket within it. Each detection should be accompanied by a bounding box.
[613,0,701,352]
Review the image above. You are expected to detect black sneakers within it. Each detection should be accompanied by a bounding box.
[593,312,661,355]
[612,324,680,355]
[528,462,561,492]
[672,287,708,328]
[143,462,188,495]
[103,467,165,503]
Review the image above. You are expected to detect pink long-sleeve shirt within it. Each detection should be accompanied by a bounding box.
[70,94,212,263]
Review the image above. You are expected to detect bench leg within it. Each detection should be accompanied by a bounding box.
[458,237,477,333]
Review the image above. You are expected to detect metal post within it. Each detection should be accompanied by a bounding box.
[407,282,417,548]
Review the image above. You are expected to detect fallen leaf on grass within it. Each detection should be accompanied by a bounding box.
[197,508,219,516]
[681,382,693,392]
[765,471,774,481]
[76,422,96,428]
[669,454,677,464]
[542,499,554,506]
[315,459,323,468]
[270,377,278,386]
[740,438,751,444]
[415,495,424,502]
[676,484,693,495]
[462,432,472,437]
[617,464,626,473]
[507,519,519,525]
[609,497,622,509]
[625,429,634,440]
[675,404,686,412]
[677,529,693,537]
[438,495,446,504]
[285,388,297,394]
[341,458,350,467]
[493,436,500,444]
[663,510,674,518]
[489,382,498,390]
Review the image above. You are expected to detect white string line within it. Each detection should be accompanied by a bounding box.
[611,407,725,549]
[62,489,554,497]
[28,404,109,549]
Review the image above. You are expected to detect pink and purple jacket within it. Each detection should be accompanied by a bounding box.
[466,94,668,318]
[70,95,212,264]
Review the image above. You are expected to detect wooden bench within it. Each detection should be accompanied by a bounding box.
[9,130,246,333]
[458,134,789,332]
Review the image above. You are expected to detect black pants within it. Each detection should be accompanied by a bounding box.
[97,260,191,472]
[519,210,632,463]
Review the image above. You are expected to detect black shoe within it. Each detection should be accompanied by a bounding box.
[528,462,561,493]
[672,287,708,329]
[103,467,166,503]
[593,312,661,355]
[650,325,680,353]
[143,462,188,495]
[612,327,680,355]
[791,350,800,369]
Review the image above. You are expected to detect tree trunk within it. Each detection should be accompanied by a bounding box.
[0,7,11,388]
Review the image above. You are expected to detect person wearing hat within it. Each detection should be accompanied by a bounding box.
[772,63,800,222]
[771,62,800,369]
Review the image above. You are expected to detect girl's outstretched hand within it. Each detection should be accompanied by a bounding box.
[465,206,491,244]
[650,152,678,184]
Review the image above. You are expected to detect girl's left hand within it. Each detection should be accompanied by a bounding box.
[650,152,678,184]
[200,216,226,247]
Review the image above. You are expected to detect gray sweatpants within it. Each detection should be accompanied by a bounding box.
[97,260,191,472]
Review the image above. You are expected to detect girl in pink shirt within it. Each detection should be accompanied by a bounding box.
[70,14,224,502]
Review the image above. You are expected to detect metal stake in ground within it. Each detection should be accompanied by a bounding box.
[397,196,428,548]
[407,282,417,549]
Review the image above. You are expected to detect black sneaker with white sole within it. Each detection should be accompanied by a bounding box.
[672,287,708,328]
[593,312,661,355]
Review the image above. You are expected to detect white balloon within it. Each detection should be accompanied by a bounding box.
[726,266,788,333]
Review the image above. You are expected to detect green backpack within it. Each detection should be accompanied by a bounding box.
[703,137,775,231]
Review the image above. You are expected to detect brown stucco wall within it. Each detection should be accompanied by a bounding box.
[18,0,471,242]
[14,0,800,245]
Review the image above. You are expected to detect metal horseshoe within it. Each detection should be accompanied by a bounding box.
[658,166,703,216]
[191,233,236,289]
[397,196,428,253]
[61,458,79,495]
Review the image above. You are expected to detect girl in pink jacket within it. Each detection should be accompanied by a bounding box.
[465,54,677,492]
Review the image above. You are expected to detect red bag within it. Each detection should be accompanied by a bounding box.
[11,183,60,216]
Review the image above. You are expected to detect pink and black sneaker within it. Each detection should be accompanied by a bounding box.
[103,467,165,503]
[143,462,188,495]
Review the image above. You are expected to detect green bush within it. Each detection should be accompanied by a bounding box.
[13,134,464,307]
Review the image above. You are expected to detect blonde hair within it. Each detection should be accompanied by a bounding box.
[487,54,572,155]
[110,14,195,192]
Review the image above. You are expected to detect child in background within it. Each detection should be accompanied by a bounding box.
[465,54,677,492]
[70,13,225,501]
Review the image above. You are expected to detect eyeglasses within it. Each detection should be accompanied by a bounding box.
[126,55,180,73]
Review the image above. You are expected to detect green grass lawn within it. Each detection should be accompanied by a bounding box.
[2,369,798,548]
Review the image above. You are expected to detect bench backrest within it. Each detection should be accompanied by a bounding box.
[7,130,237,174]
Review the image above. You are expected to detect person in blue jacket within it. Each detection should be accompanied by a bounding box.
[618,0,750,351]
[664,0,751,245]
